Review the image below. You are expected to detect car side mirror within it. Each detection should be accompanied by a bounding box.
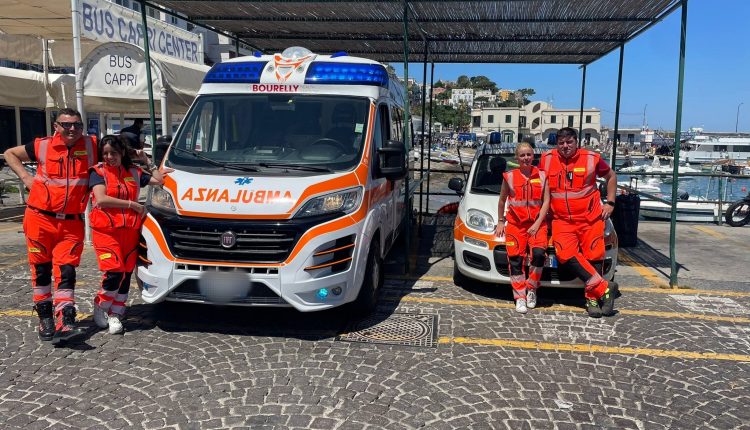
[448,177,464,195]
[154,135,172,165]
[377,139,407,181]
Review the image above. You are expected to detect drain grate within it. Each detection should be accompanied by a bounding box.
[337,312,438,348]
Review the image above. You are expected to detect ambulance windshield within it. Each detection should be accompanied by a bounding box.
[168,94,370,173]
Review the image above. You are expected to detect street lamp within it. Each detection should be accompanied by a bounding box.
[737,102,744,134]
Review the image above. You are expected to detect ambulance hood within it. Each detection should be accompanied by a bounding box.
[165,169,358,218]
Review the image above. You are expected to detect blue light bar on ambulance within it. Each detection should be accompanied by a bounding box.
[203,61,267,84]
[304,62,388,87]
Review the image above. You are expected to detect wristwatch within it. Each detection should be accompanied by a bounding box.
[606,201,616,207]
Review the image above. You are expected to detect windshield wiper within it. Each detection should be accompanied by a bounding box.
[170,147,259,172]
[257,162,332,173]
[471,185,500,194]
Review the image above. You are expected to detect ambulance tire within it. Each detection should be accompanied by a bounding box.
[351,238,383,316]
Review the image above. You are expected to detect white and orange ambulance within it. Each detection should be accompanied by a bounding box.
[137,47,411,313]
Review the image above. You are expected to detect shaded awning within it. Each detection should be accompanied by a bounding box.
[153,0,681,64]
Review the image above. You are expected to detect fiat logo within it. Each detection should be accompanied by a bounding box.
[220,231,237,249]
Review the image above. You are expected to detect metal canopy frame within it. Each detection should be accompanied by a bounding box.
[139,0,687,283]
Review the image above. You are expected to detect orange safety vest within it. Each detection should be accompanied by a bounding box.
[27,134,97,215]
[539,148,602,223]
[89,162,143,230]
[503,166,546,224]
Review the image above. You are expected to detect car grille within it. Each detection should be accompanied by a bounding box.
[153,211,338,264]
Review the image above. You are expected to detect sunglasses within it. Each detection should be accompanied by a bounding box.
[57,121,84,130]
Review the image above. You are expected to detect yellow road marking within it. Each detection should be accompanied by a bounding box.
[438,337,750,362]
[394,296,750,323]
[617,253,669,286]
[393,275,750,297]
[692,225,727,240]
[0,309,91,319]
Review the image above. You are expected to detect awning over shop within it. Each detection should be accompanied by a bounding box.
[0,66,48,108]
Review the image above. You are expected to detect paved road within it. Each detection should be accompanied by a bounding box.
[0,219,749,429]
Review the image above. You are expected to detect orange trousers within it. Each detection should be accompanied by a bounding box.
[505,221,548,300]
[92,228,140,316]
[23,208,84,313]
[551,218,608,300]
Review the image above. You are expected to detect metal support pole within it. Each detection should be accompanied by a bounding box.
[611,44,624,167]
[139,1,157,149]
[71,0,85,124]
[419,42,428,232]
[717,176,723,226]
[402,0,411,274]
[669,0,689,288]
[235,37,240,58]
[426,62,435,215]
[578,64,586,141]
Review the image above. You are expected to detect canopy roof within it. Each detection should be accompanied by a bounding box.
[153,0,681,64]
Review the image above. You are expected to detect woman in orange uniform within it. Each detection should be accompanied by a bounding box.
[495,142,550,314]
[89,135,170,334]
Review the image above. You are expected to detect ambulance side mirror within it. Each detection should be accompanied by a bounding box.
[154,135,172,165]
[377,140,407,181]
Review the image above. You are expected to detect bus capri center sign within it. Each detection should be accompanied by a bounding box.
[78,0,203,65]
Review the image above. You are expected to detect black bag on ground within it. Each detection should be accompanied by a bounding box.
[612,193,640,248]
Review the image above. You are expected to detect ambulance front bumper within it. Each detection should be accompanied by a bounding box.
[137,212,370,312]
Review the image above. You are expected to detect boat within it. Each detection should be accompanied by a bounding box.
[679,134,750,164]
[620,156,701,180]
[639,196,719,223]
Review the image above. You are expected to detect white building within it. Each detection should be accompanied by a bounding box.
[451,88,474,108]
[471,101,602,145]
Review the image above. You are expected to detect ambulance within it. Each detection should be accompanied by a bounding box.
[449,142,618,288]
[137,47,411,313]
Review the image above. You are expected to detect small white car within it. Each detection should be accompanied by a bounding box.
[449,142,618,288]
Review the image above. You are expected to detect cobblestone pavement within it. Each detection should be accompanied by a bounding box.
[1,220,749,429]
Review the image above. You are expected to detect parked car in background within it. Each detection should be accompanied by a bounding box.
[449,142,619,288]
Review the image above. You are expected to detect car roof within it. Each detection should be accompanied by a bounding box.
[476,142,553,156]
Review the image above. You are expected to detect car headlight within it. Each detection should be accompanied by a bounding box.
[466,209,495,233]
[294,187,363,218]
[149,187,176,213]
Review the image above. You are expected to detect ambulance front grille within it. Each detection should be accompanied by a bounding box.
[168,228,298,263]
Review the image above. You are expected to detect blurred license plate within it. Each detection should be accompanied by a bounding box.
[198,271,250,302]
[545,255,557,268]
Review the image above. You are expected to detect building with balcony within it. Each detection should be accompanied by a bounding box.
[471,101,601,144]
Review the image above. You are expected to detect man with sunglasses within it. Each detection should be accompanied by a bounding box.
[4,108,97,345]
[539,127,618,318]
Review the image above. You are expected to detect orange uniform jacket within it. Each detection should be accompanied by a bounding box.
[503,166,546,225]
[26,134,97,215]
[89,163,143,230]
[539,148,602,223]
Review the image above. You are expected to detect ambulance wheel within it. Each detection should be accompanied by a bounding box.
[351,238,383,316]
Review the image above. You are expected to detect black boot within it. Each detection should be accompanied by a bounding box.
[600,282,617,316]
[33,302,55,341]
[586,298,602,318]
[51,305,86,346]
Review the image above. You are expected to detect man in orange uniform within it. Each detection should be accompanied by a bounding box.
[539,127,618,318]
[4,108,97,344]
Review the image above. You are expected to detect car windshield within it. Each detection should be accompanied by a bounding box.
[470,152,542,194]
[167,94,370,174]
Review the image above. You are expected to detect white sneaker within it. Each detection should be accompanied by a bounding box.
[527,291,537,309]
[93,305,109,328]
[108,315,124,334]
[515,299,528,314]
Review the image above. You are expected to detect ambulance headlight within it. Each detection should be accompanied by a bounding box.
[295,187,362,218]
[466,209,495,233]
[149,187,176,213]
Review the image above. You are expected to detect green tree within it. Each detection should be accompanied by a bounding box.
[470,76,498,92]
[434,80,445,88]
[456,75,471,88]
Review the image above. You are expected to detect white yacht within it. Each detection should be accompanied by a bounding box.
[679,135,750,164]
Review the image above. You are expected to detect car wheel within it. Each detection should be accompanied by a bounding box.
[350,238,383,316]
[453,253,469,287]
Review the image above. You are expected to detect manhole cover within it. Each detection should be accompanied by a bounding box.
[337,312,438,348]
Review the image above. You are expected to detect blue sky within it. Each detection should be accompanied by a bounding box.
[391,0,750,132]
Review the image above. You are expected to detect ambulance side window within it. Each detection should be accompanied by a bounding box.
[390,105,402,142]
[371,105,390,174]
[186,101,215,152]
